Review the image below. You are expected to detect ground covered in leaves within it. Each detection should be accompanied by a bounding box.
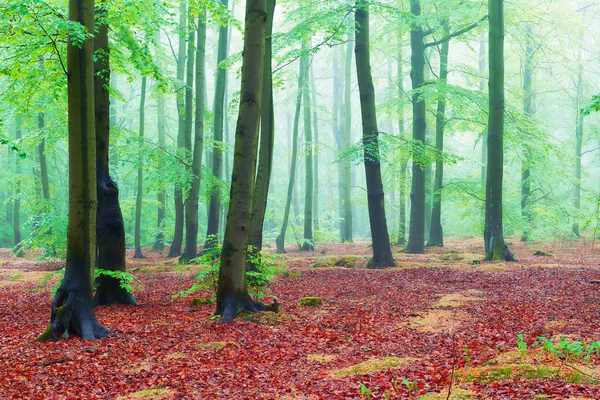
[1,239,600,399]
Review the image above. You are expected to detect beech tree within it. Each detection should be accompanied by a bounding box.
[38,0,109,340]
[216,0,267,322]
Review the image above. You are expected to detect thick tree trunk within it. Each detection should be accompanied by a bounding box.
[153,32,167,252]
[520,25,535,242]
[428,32,449,247]
[93,7,136,305]
[181,10,206,264]
[275,42,307,254]
[406,0,426,254]
[484,0,515,261]
[301,42,315,252]
[168,0,188,258]
[249,0,276,254]
[133,76,147,259]
[38,0,110,341]
[355,0,396,268]
[203,0,229,252]
[216,0,267,323]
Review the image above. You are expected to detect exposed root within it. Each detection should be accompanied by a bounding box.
[217,295,265,324]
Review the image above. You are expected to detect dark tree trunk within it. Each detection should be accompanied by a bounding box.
[484,0,515,261]
[133,76,147,259]
[181,10,206,264]
[168,0,188,258]
[406,0,426,254]
[428,30,449,248]
[93,6,136,305]
[249,0,276,254]
[301,41,315,252]
[355,0,396,268]
[276,41,307,254]
[38,0,110,341]
[203,0,229,252]
[520,25,535,242]
[216,0,267,323]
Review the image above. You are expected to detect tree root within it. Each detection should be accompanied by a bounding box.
[217,295,265,324]
[37,289,110,341]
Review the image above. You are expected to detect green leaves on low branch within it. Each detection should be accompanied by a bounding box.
[40,267,139,297]
[582,94,600,116]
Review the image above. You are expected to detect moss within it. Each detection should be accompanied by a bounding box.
[117,388,174,399]
[239,311,291,325]
[438,253,464,261]
[533,250,553,257]
[299,297,323,306]
[35,325,54,342]
[330,357,415,377]
[311,256,359,269]
[307,354,337,363]
[198,341,227,350]
[418,388,478,399]
[190,297,213,307]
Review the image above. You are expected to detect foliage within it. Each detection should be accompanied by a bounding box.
[40,267,138,297]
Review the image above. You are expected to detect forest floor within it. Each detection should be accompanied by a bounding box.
[1,238,600,399]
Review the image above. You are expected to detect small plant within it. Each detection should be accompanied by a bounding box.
[401,377,417,395]
[358,382,374,399]
[516,334,528,358]
[463,346,471,366]
[535,336,600,362]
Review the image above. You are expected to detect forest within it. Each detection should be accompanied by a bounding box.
[1,0,600,398]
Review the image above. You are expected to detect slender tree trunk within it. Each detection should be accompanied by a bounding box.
[134,77,147,259]
[428,29,449,247]
[182,9,206,263]
[355,0,395,268]
[406,0,426,254]
[153,32,167,252]
[310,64,320,233]
[276,42,307,254]
[204,0,229,251]
[13,118,22,256]
[341,32,354,242]
[397,35,407,246]
[301,42,315,252]
[93,5,136,305]
[332,46,344,241]
[168,0,187,257]
[249,0,276,254]
[572,27,585,239]
[479,36,487,184]
[484,0,515,261]
[39,0,109,341]
[521,24,535,242]
[38,115,50,202]
[216,0,267,323]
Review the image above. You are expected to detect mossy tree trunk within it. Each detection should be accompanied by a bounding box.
[484,0,515,261]
[275,41,307,254]
[39,0,110,341]
[355,0,396,268]
[216,0,267,323]
[93,4,136,305]
[181,9,206,264]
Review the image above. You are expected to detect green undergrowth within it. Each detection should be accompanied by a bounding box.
[311,256,360,269]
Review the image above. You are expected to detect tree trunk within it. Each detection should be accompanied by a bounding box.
[153,32,167,252]
[133,76,147,259]
[249,0,276,254]
[427,30,449,248]
[203,0,229,252]
[301,41,315,252]
[38,0,109,341]
[13,117,22,256]
[572,27,585,239]
[181,10,206,264]
[38,115,50,202]
[484,0,515,261]
[341,32,354,243]
[310,64,319,233]
[168,0,187,258]
[216,0,267,323]
[406,0,426,254]
[397,35,407,246]
[355,0,396,268]
[275,41,307,254]
[520,24,535,242]
[479,36,487,185]
[93,5,137,305]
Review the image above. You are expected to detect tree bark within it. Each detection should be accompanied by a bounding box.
[520,24,535,242]
[397,35,407,246]
[39,0,110,341]
[310,64,319,233]
[275,41,307,254]
[428,29,449,248]
[93,4,136,305]
[181,9,206,264]
[341,32,354,243]
[249,0,276,254]
[406,0,426,254]
[153,32,167,252]
[203,0,229,252]
[216,0,267,323]
[572,26,585,239]
[479,35,487,185]
[355,0,396,268]
[133,76,147,259]
[484,0,515,261]
[301,41,315,252]
[168,0,188,258]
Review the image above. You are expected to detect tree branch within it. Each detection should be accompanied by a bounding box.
[424,15,488,49]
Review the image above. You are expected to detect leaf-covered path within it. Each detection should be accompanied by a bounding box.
[1,239,600,399]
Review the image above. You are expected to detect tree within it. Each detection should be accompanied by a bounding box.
[133,76,147,259]
[216,0,267,322]
[484,0,515,261]
[38,0,109,341]
[203,0,230,252]
[355,0,396,268]
[12,117,22,256]
[153,32,167,253]
[94,2,137,305]
[396,35,408,246]
[520,24,535,242]
[301,41,315,252]
[182,6,206,264]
